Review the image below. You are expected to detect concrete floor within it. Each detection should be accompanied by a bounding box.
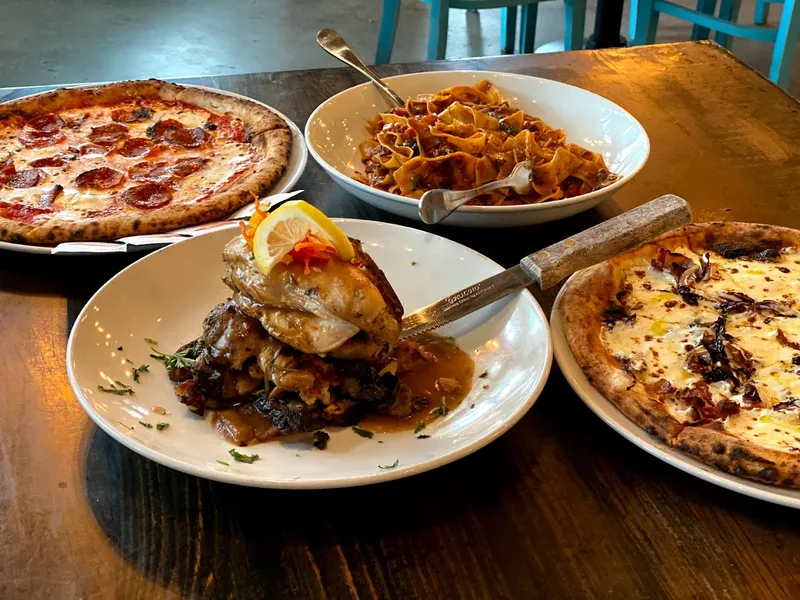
[0,0,797,96]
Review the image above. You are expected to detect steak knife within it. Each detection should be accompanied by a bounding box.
[400,194,693,340]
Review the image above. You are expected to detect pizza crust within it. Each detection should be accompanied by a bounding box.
[561,221,800,488]
[0,79,293,244]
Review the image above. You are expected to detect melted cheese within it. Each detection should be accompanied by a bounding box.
[600,247,800,450]
[0,98,262,223]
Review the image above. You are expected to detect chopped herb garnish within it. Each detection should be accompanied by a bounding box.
[417,435,431,439]
[470,403,475,409]
[139,421,152,428]
[413,420,426,434]
[377,440,384,443]
[478,370,489,378]
[216,460,229,466]
[98,381,134,395]
[229,448,259,464]
[150,339,204,370]
[430,398,449,418]
[352,426,374,439]
[125,358,134,365]
[132,364,149,382]
[442,336,457,345]
[144,337,159,345]
[379,459,399,470]
[411,261,418,266]
[410,174,423,190]
[156,423,169,431]
[499,121,520,136]
[117,346,123,351]
[117,421,134,430]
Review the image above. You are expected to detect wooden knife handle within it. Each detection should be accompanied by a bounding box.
[521,194,693,289]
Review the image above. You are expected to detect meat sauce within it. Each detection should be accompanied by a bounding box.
[209,334,474,445]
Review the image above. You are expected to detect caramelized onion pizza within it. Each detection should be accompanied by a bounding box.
[561,222,800,487]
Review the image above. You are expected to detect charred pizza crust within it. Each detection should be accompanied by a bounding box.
[0,79,292,244]
[561,221,800,488]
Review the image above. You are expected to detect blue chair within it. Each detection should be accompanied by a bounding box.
[630,0,800,89]
[376,0,587,64]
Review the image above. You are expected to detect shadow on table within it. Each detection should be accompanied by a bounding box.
[82,422,526,597]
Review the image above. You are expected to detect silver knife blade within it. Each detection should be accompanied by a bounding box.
[399,194,693,339]
[399,265,533,340]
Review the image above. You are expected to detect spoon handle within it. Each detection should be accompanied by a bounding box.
[316,29,405,107]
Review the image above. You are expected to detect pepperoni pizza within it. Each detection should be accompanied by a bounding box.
[0,79,292,244]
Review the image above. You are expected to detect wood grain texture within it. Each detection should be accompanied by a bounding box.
[3,41,800,599]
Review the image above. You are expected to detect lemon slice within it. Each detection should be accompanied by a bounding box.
[252,200,354,275]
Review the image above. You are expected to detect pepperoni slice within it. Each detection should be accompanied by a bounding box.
[111,106,154,123]
[75,167,124,189]
[28,113,64,133]
[128,160,174,185]
[0,200,54,224]
[117,137,153,158]
[165,126,206,148]
[171,156,208,177]
[30,153,75,168]
[6,168,43,189]
[146,119,206,148]
[78,144,108,156]
[40,184,63,206]
[19,130,65,148]
[0,156,15,183]
[88,123,129,145]
[205,113,246,143]
[119,183,173,209]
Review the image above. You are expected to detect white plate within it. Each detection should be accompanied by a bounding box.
[0,84,308,255]
[551,278,800,509]
[67,220,552,488]
[305,70,649,228]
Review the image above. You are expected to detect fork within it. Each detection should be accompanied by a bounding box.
[418,161,533,225]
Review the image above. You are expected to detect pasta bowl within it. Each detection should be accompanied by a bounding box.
[305,70,649,228]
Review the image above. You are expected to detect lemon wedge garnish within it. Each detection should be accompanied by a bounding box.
[252,200,354,276]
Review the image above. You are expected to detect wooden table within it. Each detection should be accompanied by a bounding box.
[2,41,800,599]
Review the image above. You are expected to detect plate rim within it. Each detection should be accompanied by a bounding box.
[551,276,800,509]
[66,218,554,489]
[0,82,308,255]
[304,69,651,214]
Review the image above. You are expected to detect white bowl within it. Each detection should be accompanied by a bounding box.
[305,70,650,228]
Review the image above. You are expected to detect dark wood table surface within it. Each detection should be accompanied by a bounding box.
[2,41,800,599]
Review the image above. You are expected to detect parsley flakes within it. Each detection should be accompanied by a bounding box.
[139,421,152,428]
[98,381,134,396]
[379,459,399,470]
[352,426,374,439]
[413,421,426,434]
[430,398,449,418]
[132,364,149,382]
[156,423,169,431]
[229,448,259,464]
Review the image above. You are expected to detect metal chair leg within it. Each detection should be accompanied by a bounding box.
[520,4,539,52]
[501,7,518,54]
[754,0,770,24]
[692,0,716,40]
[715,0,742,48]
[375,0,402,64]
[770,0,800,88]
[630,0,660,44]
[564,0,587,50]
[428,0,450,60]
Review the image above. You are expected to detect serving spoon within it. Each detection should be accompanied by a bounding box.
[316,29,405,107]
[418,161,534,225]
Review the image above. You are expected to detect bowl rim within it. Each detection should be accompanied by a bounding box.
[305,69,651,214]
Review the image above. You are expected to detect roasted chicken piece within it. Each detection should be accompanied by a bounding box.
[223,236,402,358]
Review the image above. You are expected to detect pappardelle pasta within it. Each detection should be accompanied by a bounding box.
[355,80,618,206]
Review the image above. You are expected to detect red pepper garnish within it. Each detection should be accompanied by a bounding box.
[284,231,338,274]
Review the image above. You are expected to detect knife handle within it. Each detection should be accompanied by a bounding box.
[521,194,693,289]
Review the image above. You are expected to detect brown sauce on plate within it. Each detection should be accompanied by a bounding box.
[361,334,474,432]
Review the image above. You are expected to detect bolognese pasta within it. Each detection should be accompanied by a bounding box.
[355,80,618,206]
